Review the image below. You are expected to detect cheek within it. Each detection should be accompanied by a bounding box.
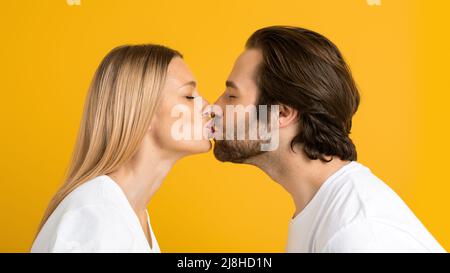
[151,116,172,147]
[158,99,198,142]
[150,100,176,144]
[220,101,258,137]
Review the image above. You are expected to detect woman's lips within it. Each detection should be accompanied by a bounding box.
[205,118,216,139]
[202,107,219,139]
[204,110,218,139]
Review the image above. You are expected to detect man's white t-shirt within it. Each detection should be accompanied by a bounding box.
[31,175,160,253]
[286,161,445,253]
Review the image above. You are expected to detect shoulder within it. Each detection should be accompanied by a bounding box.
[320,219,435,253]
[31,176,135,252]
[36,203,134,252]
[58,175,119,210]
[311,162,431,251]
[324,162,409,221]
[54,203,125,238]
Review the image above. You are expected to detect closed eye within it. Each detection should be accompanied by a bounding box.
[185,96,196,100]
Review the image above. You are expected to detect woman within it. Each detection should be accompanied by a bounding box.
[31,44,212,252]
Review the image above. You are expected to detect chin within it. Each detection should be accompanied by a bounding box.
[184,139,212,155]
[199,139,212,153]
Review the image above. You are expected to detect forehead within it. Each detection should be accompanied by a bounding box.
[228,49,262,85]
[166,57,195,85]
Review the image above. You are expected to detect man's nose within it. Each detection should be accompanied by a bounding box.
[213,94,225,109]
[209,96,225,119]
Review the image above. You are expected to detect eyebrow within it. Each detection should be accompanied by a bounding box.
[178,80,197,89]
[226,80,239,90]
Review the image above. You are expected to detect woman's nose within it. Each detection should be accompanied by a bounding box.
[202,97,210,108]
[201,98,213,117]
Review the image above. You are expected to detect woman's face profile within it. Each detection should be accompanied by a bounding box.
[150,57,212,156]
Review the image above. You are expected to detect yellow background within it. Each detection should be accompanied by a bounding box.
[0,0,449,252]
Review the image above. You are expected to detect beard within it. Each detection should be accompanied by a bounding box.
[213,107,277,163]
[213,139,266,163]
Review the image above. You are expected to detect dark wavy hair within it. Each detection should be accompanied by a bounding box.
[246,26,360,162]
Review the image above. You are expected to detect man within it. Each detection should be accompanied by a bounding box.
[212,26,445,252]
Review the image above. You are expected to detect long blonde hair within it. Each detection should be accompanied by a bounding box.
[35,44,181,237]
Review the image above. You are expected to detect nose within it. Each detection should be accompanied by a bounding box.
[201,97,210,109]
[213,93,226,110]
[213,96,220,107]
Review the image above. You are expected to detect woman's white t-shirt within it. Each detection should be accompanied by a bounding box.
[31,175,160,253]
[286,161,446,253]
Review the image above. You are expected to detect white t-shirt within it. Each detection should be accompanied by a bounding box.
[31,175,160,253]
[286,161,446,253]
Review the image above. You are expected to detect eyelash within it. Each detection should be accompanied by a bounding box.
[228,95,237,99]
[185,96,196,100]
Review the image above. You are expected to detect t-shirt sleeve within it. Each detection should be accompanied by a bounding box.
[320,219,433,253]
[48,204,133,252]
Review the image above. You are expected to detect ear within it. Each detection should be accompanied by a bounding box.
[278,104,298,129]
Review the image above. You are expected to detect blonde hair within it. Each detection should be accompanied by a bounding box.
[35,44,181,237]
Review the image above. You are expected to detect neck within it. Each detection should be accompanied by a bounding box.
[247,144,350,218]
[108,140,179,214]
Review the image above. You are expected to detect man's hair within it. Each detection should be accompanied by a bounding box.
[246,26,360,162]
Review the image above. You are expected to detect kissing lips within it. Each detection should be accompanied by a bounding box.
[205,119,216,139]
[203,108,218,140]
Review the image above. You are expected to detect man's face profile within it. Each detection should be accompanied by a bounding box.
[213,49,274,163]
